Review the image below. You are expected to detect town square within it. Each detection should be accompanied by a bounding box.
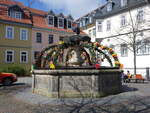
[0,0,150,113]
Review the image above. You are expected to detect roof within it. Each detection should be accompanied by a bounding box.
[0,0,78,34]
[0,0,32,25]
[32,14,74,33]
[94,0,149,19]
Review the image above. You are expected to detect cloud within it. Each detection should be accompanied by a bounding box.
[38,0,104,19]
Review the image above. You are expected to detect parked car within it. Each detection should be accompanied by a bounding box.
[0,72,17,86]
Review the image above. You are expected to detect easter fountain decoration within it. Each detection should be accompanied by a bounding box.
[32,28,122,98]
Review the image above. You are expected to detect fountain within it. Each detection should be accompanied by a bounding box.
[32,28,122,98]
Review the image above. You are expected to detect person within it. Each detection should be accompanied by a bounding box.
[127,70,132,79]
[121,70,128,83]
[120,70,125,81]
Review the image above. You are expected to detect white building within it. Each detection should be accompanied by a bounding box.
[95,0,150,76]
[76,8,101,42]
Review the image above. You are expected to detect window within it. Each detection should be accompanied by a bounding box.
[48,34,53,44]
[5,50,14,63]
[10,11,22,19]
[15,12,22,19]
[120,15,126,27]
[89,17,92,23]
[34,51,40,59]
[121,44,128,57]
[58,18,64,28]
[107,3,112,12]
[121,0,127,7]
[82,20,85,26]
[93,28,96,37]
[80,21,83,27]
[59,36,64,41]
[97,21,102,32]
[36,33,42,43]
[106,20,111,31]
[48,15,54,26]
[89,30,92,37]
[137,9,144,22]
[20,29,28,40]
[136,40,150,55]
[20,51,28,63]
[6,26,14,39]
[67,20,72,29]
[85,17,89,25]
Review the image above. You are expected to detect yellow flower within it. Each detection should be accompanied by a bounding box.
[109,48,113,52]
[115,61,120,64]
[49,63,55,69]
[59,41,64,45]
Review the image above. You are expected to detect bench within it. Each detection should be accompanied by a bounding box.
[128,74,145,83]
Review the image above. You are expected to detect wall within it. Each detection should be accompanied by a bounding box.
[32,69,121,98]
[0,22,32,71]
[32,28,74,62]
[95,5,150,75]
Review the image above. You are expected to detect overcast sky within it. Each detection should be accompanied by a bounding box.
[16,0,106,19]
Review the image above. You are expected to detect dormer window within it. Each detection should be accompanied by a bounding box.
[121,0,127,7]
[58,17,64,28]
[67,20,72,29]
[89,17,92,23]
[107,3,112,12]
[8,5,23,19]
[10,11,22,19]
[48,15,54,26]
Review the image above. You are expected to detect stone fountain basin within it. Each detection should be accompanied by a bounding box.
[32,67,122,98]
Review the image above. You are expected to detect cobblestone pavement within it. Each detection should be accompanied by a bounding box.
[0,77,150,113]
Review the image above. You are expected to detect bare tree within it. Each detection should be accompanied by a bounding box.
[111,8,150,75]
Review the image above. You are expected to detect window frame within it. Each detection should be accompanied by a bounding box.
[121,0,127,7]
[97,21,103,32]
[67,19,72,29]
[120,44,128,57]
[58,17,64,28]
[120,15,126,27]
[137,9,144,23]
[107,3,112,12]
[48,34,54,44]
[36,32,42,43]
[20,51,28,63]
[48,15,54,26]
[34,51,40,60]
[20,28,28,40]
[106,20,111,31]
[6,26,14,39]
[5,50,14,63]
[10,11,22,19]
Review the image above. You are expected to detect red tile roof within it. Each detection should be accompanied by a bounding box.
[0,0,85,34]
[32,15,73,33]
[0,0,32,25]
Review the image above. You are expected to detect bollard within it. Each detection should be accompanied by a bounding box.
[146,67,150,81]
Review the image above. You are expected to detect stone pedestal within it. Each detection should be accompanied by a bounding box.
[32,68,122,98]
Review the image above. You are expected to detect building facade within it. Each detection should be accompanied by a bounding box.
[76,9,98,42]
[77,0,150,76]
[30,9,74,62]
[95,0,150,75]
[0,0,32,71]
[0,0,75,71]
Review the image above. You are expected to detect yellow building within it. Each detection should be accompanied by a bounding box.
[0,1,32,71]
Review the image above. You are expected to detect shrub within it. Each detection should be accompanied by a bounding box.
[0,66,27,76]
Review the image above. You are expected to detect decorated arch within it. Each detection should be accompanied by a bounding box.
[35,35,123,69]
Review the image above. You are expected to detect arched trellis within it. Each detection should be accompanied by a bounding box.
[35,38,122,69]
